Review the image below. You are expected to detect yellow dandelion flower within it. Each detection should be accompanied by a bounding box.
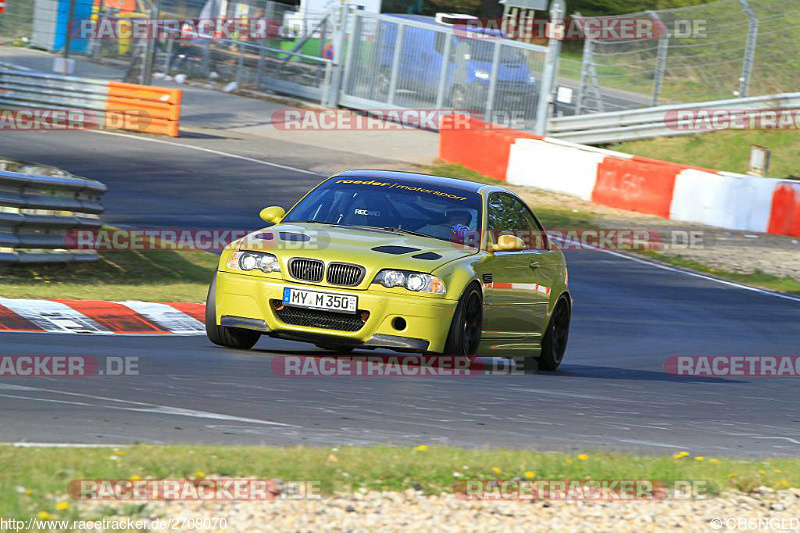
[758,470,766,475]
[194,471,206,479]
[112,450,124,456]
[37,512,52,521]
[727,473,737,478]
[414,445,429,451]
[524,471,536,479]
[710,459,719,464]
[774,469,782,474]
[674,451,690,458]
[130,475,142,481]
[694,456,706,462]
[491,467,502,474]
[56,502,70,511]
[25,489,32,496]
[577,454,588,461]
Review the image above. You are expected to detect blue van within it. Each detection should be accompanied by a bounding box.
[377,14,538,110]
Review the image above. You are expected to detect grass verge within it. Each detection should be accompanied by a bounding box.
[419,162,800,296]
[2,445,799,521]
[0,249,218,302]
[610,130,800,180]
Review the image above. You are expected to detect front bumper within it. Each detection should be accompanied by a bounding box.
[214,271,458,353]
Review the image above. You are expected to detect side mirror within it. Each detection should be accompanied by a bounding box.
[489,234,526,252]
[259,206,286,224]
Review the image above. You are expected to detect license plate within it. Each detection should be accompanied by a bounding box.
[282,287,358,314]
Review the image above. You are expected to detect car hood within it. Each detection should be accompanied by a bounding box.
[238,222,477,278]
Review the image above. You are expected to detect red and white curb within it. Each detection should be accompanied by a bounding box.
[0,298,205,335]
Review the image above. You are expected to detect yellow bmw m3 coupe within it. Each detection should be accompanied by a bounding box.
[206,170,571,371]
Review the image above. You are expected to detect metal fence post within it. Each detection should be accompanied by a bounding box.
[256,0,274,88]
[322,60,334,108]
[534,0,565,135]
[648,10,669,107]
[484,41,502,123]
[341,10,362,97]
[737,0,758,98]
[325,2,350,108]
[386,23,404,106]
[140,0,161,85]
[236,43,246,86]
[434,31,452,110]
[164,38,173,73]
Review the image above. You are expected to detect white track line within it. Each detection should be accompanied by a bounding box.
[90,129,323,176]
[553,236,800,304]
[6,443,125,448]
[0,384,298,427]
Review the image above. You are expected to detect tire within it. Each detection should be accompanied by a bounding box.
[315,344,354,354]
[205,274,261,350]
[538,297,570,371]
[444,283,483,356]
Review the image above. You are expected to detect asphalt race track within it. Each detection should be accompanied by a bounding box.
[1,130,799,456]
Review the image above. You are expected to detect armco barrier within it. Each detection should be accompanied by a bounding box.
[548,93,800,145]
[0,70,182,137]
[592,157,680,219]
[768,182,800,236]
[0,170,107,264]
[439,115,542,181]
[439,116,800,238]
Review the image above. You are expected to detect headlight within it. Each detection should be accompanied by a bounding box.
[474,70,490,80]
[227,251,281,273]
[372,269,446,294]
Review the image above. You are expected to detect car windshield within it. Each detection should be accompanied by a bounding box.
[283,176,482,243]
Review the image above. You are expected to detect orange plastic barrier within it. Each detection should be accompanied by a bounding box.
[592,157,681,219]
[439,115,542,181]
[108,82,182,105]
[767,182,800,237]
[105,82,182,137]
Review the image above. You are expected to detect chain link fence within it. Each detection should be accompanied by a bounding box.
[0,0,35,45]
[572,0,799,115]
[339,12,546,128]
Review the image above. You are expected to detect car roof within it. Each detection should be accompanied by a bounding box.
[335,170,488,194]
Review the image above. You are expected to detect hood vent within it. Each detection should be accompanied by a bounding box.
[412,252,442,260]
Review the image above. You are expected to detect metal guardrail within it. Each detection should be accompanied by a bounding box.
[0,69,182,136]
[0,169,106,264]
[0,69,109,114]
[548,92,800,144]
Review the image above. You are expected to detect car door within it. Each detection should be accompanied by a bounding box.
[481,193,553,344]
